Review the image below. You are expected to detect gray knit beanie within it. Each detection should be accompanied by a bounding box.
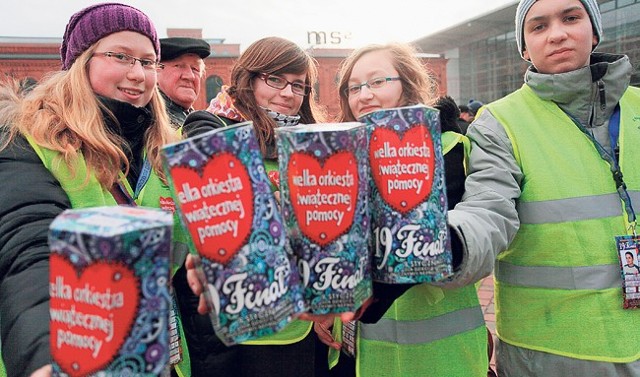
[61,3,159,70]
[515,0,603,59]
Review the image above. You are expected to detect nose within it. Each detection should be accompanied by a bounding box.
[358,85,374,99]
[280,83,295,97]
[180,66,197,80]
[126,61,147,82]
[547,22,568,43]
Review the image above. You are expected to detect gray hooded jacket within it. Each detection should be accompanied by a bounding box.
[442,53,634,289]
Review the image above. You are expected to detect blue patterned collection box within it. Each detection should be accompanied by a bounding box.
[49,206,173,377]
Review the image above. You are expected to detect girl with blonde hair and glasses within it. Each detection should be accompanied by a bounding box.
[315,43,491,377]
[0,3,192,377]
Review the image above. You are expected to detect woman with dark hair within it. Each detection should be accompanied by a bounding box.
[175,36,328,377]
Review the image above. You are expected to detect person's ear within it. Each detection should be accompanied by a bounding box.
[523,47,531,61]
[592,34,598,48]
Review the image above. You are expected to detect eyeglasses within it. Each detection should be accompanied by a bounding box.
[93,51,164,71]
[344,77,401,97]
[258,73,311,96]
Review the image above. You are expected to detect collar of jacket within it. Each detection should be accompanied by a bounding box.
[524,53,632,128]
[161,91,191,123]
[97,96,154,176]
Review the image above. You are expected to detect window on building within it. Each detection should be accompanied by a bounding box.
[19,76,37,94]
[314,81,320,101]
[206,75,224,102]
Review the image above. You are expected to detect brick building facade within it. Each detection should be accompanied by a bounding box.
[0,31,447,120]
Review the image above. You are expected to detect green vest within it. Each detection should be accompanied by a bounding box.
[26,137,193,376]
[0,355,5,377]
[489,85,640,362]
[331,131,489,377]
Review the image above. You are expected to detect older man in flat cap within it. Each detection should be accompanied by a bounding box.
[158,37,211,128]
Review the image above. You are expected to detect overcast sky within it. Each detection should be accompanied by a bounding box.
[1,0,517,50]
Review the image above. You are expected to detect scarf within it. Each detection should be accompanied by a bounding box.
[261,107,301,128]
[206,85,246,122]
[207,86,302,128]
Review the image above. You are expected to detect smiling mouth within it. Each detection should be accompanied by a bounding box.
[121,88,143,96]
[272,103,291,111]
[359,106,379,115]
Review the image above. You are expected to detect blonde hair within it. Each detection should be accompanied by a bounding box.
[337,43,438,122]
[0,44,177,189]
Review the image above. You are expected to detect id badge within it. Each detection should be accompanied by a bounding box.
[169,290,183,365]
[341,320,357,358]
[616,235,640,309]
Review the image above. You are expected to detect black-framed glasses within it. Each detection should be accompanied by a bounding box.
[344,77,401,97]
[258,73,311,96]
[93,51,164,70]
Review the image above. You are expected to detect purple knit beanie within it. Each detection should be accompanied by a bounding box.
[60,2,159,70]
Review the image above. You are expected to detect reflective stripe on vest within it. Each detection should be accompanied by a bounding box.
[360,305,485,344]
[517,191,640,224]
[489,85,640,363]
[495,260,620,290]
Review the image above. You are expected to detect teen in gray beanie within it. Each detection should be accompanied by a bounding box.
[449,0,640,375]
[60,2,159,70]
[515,0,603,59]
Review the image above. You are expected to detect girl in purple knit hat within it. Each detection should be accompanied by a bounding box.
[0,3,187,377]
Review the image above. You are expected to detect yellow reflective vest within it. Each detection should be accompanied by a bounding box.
[0,354,5,377]
[26,136,193,377]
[489,85,640,362]
[330,131,489,377]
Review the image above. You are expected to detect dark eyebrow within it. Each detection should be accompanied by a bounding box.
[526,5,584,25]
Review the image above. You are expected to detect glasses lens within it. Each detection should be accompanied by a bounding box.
[368,77,389,89]
[291,82,309,96]
[264,75,286,89]
[138,58,157,69]
[109,52,132,65]
[345,85,361,97]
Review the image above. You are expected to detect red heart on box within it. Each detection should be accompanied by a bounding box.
[170,152,254,264]
[50,253,139,377]
[287,151,359,246]
[369,125,435,214]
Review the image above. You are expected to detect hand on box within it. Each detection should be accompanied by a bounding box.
[304,296,374,350]
[313,318,341,350]
[185,254,210,315]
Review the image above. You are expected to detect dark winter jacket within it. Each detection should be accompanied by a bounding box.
[0,96,153,377]
[161,91,191,129]
[172,111,237,375]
